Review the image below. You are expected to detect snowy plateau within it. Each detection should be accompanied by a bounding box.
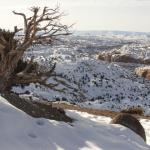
[12,31,150,115]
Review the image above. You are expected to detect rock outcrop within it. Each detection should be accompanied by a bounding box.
[135,67,150,80]
[97,50,150,64]
[110,113,146,141]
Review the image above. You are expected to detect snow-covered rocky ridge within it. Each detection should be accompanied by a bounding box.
[118,44,150,61]
[12,32,150,115]
[0,96,149,150]
[97,43,150,64]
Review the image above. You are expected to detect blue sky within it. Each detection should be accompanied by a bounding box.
[0,0,150,32]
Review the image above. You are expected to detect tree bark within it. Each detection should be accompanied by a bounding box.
[2,92,73,122]
[0,50,24,91]
[0,6,71,92]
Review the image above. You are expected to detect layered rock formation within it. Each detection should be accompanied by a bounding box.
[135,67,150,80]
[97,49,150,64]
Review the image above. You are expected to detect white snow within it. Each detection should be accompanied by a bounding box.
[119,44,150,60]
[0,96,149,150]
[12,32,150,115]
[12,58,150,115]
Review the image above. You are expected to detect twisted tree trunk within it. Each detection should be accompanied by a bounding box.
[0,6,71,92]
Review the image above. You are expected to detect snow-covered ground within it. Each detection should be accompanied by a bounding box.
[12,58,150,115]
[12,31,150,115]
[0,96,150,150]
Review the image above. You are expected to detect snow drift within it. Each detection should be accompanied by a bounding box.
[0,96,149,150]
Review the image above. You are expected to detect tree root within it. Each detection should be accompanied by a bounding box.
[2,92,73,123]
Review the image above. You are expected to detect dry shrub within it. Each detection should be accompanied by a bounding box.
[121,107,144,116]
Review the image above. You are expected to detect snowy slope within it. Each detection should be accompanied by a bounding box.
[12,33,150,115]
[0,96,150,150]
[102,43,150,61]
[12,58,150,115]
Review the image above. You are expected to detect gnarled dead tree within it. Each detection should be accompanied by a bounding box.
[0,6,71,92]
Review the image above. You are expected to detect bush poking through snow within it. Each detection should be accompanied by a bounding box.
[121,107,144,116]
[110,113,146,141]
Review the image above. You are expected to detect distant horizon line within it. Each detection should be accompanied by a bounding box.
[72,30,150,34]
[2,27,150,35]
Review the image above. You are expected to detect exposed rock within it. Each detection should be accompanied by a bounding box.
[135,67,150,80]
[110,113,146,141]
[97,51,145,64]
[97,50,120,62]
[111,54,142,63]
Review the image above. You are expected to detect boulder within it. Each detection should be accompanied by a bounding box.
[110,113,146,141]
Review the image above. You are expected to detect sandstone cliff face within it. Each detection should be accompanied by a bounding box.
[97,50,150,64]
[135,67,150,80]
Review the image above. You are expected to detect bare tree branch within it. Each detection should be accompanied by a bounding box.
[13,6,72,49]
[0,6,72,92]
[13,11,28,31]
